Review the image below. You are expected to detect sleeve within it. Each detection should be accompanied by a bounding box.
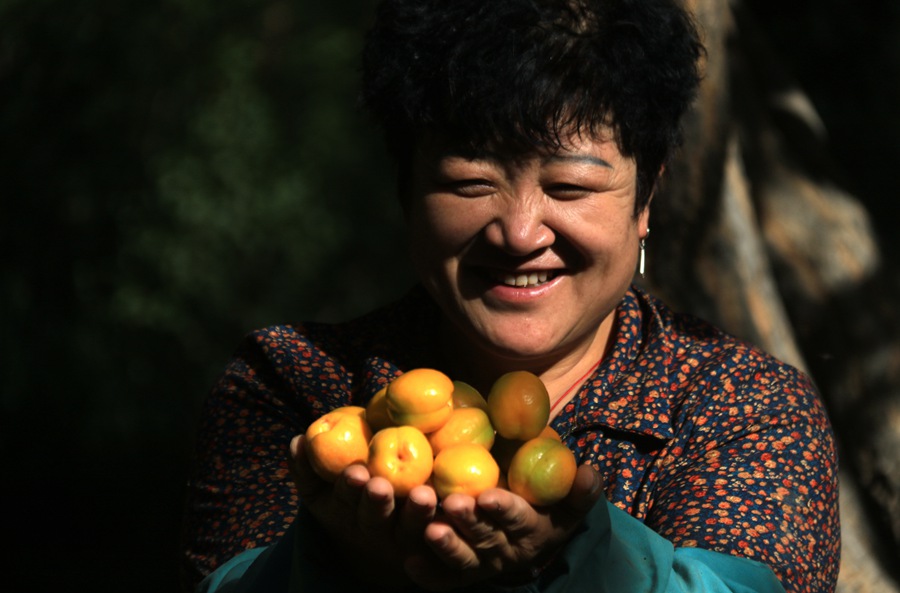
[644,358,840,593]
[195,497,785,593]
[532,497,786,593]
[195,528,293,593]
[180,331,310,591]
[195,505,395,593]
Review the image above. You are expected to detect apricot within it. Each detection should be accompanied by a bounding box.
[365,387,394,433]
[329,405,367,419]
[507,436,577,506]
[428,407,495,456]
[486,371,550,441]
[538,425,563,441]
[305,409,373,482]
[451,380,489,412]
[386,368,454,434]
[432,443,500,500]
[368,425,434,497]
[492,426,561,473]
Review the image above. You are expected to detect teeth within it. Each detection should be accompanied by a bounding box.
[499,271,554,287]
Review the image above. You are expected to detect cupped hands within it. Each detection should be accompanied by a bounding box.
[289,434,603,592]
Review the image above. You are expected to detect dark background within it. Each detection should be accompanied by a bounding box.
[1,0,897,590]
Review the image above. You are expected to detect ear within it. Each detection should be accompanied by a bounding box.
[637,165,664,237]
[637,194,653,239]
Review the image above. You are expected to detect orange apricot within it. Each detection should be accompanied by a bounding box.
[329,405,367,419]
[428,407,495,456]
[432,443,500,500]
[365,387,394,433]
[451,381,489,412]
[491,426,562,473]
[386,368,454,434]
[486,371,550,441]
[507,437,577,506]
[368,425,434,497]
[305,409,373,482]
[539,425,562,441]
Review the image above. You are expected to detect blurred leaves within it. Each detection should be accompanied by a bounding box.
[1,0,409,444]
[1,1,408,588]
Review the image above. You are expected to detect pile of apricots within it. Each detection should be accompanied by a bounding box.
[304,368,577,506]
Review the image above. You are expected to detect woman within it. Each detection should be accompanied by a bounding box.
[181,0,840,591]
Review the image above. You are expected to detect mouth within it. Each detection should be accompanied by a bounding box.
[495,270,559,288]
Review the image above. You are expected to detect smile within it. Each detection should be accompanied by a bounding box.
[497,271,558,288]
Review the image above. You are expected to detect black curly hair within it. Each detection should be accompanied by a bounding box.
[361,0,704,213]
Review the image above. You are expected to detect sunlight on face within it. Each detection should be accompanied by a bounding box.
[406,130,651,375]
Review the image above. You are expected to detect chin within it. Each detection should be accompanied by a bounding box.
[473,327,565,363]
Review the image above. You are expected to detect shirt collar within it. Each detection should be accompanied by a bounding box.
[558,286,676,443]
[359,285,677,442]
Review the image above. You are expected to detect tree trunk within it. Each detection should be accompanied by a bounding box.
[647,2,900,590]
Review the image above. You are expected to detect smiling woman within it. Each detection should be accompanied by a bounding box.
[180,1,840,592]
[407,132,648,397]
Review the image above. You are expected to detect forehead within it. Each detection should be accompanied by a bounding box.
[415,127,625,167]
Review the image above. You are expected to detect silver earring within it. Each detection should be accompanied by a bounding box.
[639,229,649,277]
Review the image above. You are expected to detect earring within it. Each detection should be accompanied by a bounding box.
[639,229,649,277]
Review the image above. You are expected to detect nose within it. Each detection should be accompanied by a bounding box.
[483,196,555,256]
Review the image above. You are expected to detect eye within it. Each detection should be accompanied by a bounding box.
[544,183,593,200]
[438,179,496,197]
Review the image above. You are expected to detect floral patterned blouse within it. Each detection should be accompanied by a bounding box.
[181,285,840,593]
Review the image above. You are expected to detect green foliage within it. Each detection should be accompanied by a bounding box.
[1,0,409,588]
[2,0,408,431]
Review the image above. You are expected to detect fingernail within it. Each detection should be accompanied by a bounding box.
[436,532,451,550]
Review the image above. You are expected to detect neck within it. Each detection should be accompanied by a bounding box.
[437,313,616,416]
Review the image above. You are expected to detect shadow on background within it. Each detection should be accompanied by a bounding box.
[1,0,896,590]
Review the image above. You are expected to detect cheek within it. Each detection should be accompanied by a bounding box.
[562,214,636,260]
[409,198,481,256]
[406,202,464,282]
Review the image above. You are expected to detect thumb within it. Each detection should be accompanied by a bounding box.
[562,464,603,514]
[288,434,326,500]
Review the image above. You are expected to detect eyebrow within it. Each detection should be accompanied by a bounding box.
[543,154,614,168]
[436,149,614,169]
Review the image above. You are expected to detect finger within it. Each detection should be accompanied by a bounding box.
[422,520,481,571]
[537,464,604,535]
[398,484,438,542]
[475,487,536,537]
[289,435,328,501]
[287,434,308,483]
[561,464,603,513]
[357,476,396,538]
[441,494,504,545]
[331,463,369,509]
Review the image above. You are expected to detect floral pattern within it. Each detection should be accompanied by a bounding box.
[181,285,839,592]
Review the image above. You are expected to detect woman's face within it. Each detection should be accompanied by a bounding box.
[406,131,650,371]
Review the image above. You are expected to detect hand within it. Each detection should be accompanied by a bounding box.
[404,464,603,591]
[288,434,438,590]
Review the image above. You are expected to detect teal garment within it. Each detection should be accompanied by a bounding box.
[197,527,293,593]
[198,499,785,593]
[534,498,785,593]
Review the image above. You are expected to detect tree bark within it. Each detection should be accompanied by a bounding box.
[647,1,900,590]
